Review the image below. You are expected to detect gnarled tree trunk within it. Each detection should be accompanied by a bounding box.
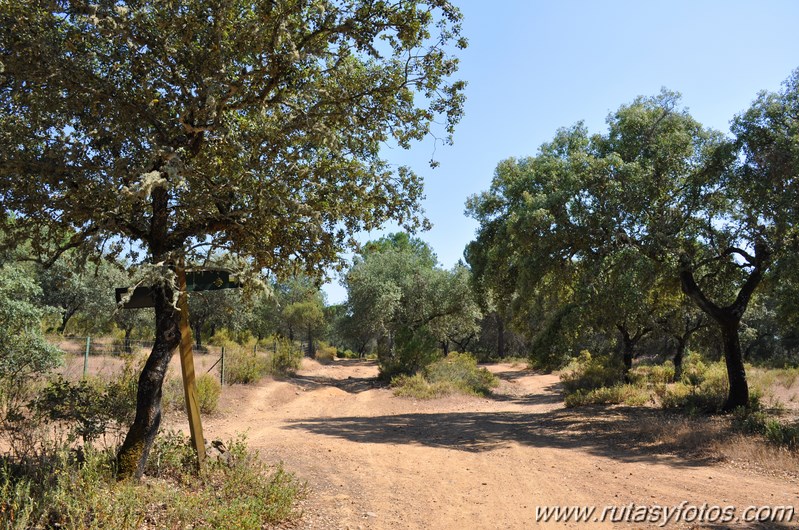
[679,244,768,411]
[116,284,180,478]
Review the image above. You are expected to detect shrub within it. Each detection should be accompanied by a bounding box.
[1,434,304,529]
[392,373,453,399]
[314,343,337,363]
[268,339,303,375]
[653,356,733,413]
[425,352,499,395]
[559,350,624,395]
[628,361,676,386]
[196,374,221,414]
[378,325,439,379]
[392,352,499,399]
[733,409,799,450]
[336,349,359,359]
[224,349,271,384]
[565,384,651,408]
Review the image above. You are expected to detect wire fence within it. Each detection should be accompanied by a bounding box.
[48,335,310,383]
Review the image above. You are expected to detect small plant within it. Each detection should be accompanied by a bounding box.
[564,384,651,408]
[0,433,304,529]
[196,374,221,414]
[391,352,499,399]
[268,338,303,375]
[733,409,799,450]
[559,350,624,396]
[225,349,271,384]
[315,343,337,363]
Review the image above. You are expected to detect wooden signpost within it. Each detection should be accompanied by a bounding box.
[176,262,205,468]
[116,265,241,469]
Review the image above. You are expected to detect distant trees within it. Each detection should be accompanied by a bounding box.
[340,233,481,377]
[467,70,799,410]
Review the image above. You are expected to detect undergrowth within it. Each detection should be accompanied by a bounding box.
[392,352,499,399]
[0,432,304,529]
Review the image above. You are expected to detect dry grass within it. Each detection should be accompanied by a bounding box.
[708,434,799,479]
[633,413,799,479]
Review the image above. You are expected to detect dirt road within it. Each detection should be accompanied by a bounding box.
[195,359,798,529]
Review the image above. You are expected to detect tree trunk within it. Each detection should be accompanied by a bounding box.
[673,337,686,381]
[720,320,749,411]
[116,284,180,479]
[116,184,181,480]
[306,324,314,357]
[124,327,133,355]
[193,321,203,350]
[496,313,505,359]
[679,250,766,412]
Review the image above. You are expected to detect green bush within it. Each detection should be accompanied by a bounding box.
[628,361,676,386]
[336,349,359,359]
[1,434,304,529]
[268,339,303,375]
[392,373,454,399]
[196,374,221,414]
[559,350,624,395]
[224,349,271,384]
[378,325,439,379]
[564,384,651,408]
[314,343,337,363]
[424,352,499,395]
[164,374,221,414]
[653,355,732,413]
[733,409,799,449]
[392,352,499,399]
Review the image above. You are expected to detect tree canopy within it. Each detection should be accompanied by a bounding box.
[0,0,466,477]
[467,73,799,409]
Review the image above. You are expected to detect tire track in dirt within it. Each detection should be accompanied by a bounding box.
[192,359,798,529]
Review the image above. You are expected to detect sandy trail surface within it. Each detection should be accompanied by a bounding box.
[186,358,797,529]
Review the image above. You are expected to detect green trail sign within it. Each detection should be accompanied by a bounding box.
[115,270,241,309]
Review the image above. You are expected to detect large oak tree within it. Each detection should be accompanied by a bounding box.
[0,0,465,477]
[467,77,798,410]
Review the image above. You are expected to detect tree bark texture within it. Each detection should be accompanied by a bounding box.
[116,284,180,478]
[679,248,766,411]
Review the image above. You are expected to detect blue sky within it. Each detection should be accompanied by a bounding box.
[324,0,799,303]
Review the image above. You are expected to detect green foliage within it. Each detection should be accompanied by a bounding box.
[628,361,676,386]
[733,410,799,450]
[224,350,272,385]
[314,343,337,363]
[0,264,62,381]
[467,71,799,409]
[0,435,304,529]
[164,373,227,415]
[268,339,303,375]
[344,233,482,378]
[564,384,651,408]
[196,374,221,414]
[424,352,499,395]
[222,339,302,384]
[392,352,498,399]
[1,0,466,475]
[28,359,140,444]
[654,356,731,413]
[559,350,624,395]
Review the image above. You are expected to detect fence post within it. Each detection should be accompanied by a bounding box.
[220,346,225,386]
[83,336,90,378]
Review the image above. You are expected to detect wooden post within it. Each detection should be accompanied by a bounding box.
[220,346,225,386]
[83,336,90,378]
[176,262,206,469]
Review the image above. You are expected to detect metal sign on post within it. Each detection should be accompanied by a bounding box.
[115,266,242,469]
